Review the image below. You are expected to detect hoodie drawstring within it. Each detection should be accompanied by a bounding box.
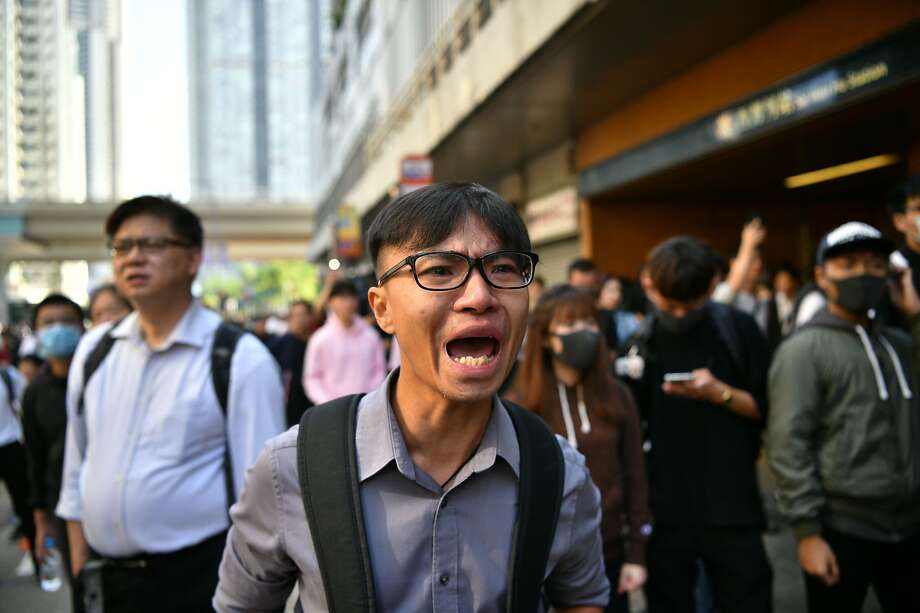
[855,325,889,400]
[557,382,578,449]
[878,335,913,399]
[557,383,592,449]
[576,385,592,435]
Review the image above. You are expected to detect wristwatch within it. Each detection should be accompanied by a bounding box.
[720,386,734,407]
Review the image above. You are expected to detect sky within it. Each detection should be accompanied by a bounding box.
[119,0,190,201]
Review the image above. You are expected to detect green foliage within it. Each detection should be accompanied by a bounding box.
[200,260,320,315]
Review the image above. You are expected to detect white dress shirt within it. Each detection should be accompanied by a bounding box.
[0,366,24,447]
[56,301,285,556]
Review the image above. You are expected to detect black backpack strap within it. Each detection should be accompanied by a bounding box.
[78,319,125,416]
[503,400,565,612]
[0,367,16,418]
[297,394,373,613]
[210,322,245,511]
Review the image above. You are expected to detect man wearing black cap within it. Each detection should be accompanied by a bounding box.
[767,221,920,613]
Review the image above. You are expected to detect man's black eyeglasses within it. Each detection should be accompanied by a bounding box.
[377,250,539,291]
[108,236,193,257]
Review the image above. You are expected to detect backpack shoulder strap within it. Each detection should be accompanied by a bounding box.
[297,394,373,613]
[211,322,245,416]
[502,400,565,612]
[0,367,16,418]
[210,322,246,512]
[78,320,124,416]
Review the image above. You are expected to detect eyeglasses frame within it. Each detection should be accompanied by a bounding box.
[108,236,194,258]
[376,249,540,291]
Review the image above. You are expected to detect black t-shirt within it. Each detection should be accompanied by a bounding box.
[636,308,768,530]
[21,369,68,513]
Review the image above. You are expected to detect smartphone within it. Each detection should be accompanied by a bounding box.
[664,372,695,383]
[890,251,909,283]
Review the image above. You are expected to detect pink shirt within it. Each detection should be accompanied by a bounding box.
[303,315,386,404]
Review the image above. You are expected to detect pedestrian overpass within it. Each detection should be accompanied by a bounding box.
[0,199,315,262]
[0,199,315,322]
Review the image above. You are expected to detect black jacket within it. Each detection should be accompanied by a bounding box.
[21,369,68,513]
[624,302,769,530]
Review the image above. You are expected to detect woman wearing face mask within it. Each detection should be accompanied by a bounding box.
[510,284,652,613]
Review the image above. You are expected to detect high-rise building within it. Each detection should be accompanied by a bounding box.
[70,0,121,202]
[188,0,313,203]
[0,0,118,204]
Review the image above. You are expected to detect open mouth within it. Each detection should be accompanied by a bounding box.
[446,336,499,367]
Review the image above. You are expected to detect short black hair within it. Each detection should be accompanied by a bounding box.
[709,247,729,278]
[32,293,84,330]
[329,280,359,299]
[646,236,716,301]
[776,261,799,278]
[568,258,596,275]
[105,195,204,247]
[886,175,920,214]
[290,299,314,312]
[366,182,531,268]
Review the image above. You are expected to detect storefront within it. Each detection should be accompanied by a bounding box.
[577,2,920,279]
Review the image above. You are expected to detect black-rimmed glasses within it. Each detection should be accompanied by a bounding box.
[108,236,193,257]
[377,250,539,291]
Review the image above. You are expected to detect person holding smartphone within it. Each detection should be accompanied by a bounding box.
[621,236,772,613]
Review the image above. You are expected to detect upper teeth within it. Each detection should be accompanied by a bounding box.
[453,355,492,366]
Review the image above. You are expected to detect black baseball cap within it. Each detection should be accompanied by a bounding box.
[816,222,893,265]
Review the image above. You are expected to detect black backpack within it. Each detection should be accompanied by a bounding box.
[78,320,244,511]
[296,394,564,613]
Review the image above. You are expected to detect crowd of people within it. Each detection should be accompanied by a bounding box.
[0,178,918,613]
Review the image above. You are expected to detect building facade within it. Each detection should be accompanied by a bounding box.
[188,0,313,203]
[307,0,920,288]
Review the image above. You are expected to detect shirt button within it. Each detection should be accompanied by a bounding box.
[439,573,450,586]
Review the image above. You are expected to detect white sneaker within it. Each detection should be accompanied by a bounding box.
[14,552,34,577]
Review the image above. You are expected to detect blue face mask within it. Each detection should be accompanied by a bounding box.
[38,324,82,359]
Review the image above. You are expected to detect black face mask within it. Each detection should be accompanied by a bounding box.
[552,330,600,371]
[655,305,705,335]
[832,274,888,315]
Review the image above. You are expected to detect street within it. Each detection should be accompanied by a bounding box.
[1,487,883,613]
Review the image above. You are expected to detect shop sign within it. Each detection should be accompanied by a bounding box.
[714,61,890,142]
[400,155,433,194]
[579,22,920,199]
[524,186,578,244]
[335,204,363,259]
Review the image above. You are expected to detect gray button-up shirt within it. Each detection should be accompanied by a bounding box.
[214,370,609,612]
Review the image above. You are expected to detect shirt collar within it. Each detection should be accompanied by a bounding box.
[355,369,520,484]
[110,301,211,350]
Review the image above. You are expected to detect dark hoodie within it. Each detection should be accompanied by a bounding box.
[767,308,920,542]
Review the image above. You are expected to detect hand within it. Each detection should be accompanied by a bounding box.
[662,368,725,405]
[618,563,647,593]
[740,217,767,250]
[890,268,920,318]
[798,535,839,586]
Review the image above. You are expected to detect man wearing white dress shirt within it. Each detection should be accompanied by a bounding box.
[56,196,284,612]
